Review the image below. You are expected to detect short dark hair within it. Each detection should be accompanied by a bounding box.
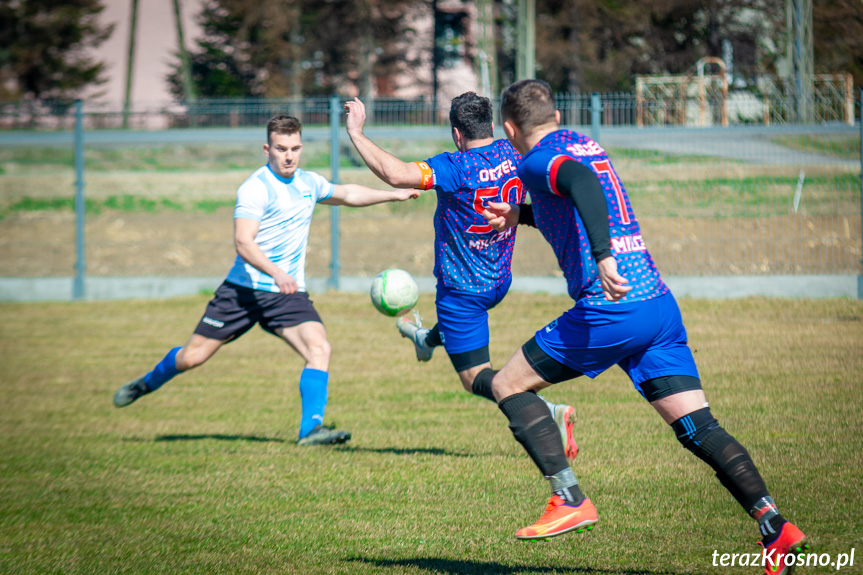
[266,115,302,142]
[449,92,493,140]
[500,79,557,132]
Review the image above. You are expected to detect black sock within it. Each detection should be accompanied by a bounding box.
[751,496,787,543]
[425,324,442,348]
[499,392,569,477]
[672,408,772,514]
[556,483,586,506]
[471,368,497,402]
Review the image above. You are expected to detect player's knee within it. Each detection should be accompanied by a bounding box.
[491,369,526,402]
[177,346,210,370]
[458,373,474,393]
[670,406,729,463]
[305,339,331,368]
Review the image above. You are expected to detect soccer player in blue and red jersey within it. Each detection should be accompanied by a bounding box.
[484,80,806,574]
[345,93,578,461]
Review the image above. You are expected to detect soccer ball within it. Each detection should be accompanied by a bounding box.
[370,268,419,317]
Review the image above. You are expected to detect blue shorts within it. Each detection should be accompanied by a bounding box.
[436,278,511,355]
[534,293,699,391]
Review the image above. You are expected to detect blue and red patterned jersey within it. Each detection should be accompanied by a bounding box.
[517,130,668,305]
[418,139,525,292]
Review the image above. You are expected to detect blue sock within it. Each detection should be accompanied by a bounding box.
[298,368,329,438]
[143,347,182,391]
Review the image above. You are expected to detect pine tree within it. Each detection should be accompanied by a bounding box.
[0,0,113,102]
[169,0,419,99]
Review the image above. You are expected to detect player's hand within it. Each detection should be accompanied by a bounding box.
[482,201,519,231]
[344,97,366,136]
[394,188,421,201]
[596,256,631,301]
[273,271,299,295]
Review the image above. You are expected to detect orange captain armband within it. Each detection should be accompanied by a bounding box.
[414,161,434,190]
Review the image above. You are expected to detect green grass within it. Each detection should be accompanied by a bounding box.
[1,294,861,574]
[605,148,720,164]
[2,195,237,217]
[771,134,861,159]
[628,173,860,218]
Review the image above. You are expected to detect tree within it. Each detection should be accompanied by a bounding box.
[168,0,420,99]
[508,0,784,93]
[0,0,113,102]
[167,0,265,98]
[813,0,863,89]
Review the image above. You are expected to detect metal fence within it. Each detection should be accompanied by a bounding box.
[0,84,856,131]
[0,93,860,300]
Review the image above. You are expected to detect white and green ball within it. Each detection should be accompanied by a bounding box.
[370,268,419,317]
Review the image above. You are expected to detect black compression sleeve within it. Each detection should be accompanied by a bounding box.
[554,160,613,262]
[517,203,535,227]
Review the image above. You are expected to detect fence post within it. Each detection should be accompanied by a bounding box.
[591,92,601,143]
[73,100,86,301]
[858,88,862,299]
[329,94,341,291]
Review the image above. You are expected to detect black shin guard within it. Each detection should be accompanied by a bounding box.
[471,368,497,402]
[499,392,569,477]
[671,407,770,512]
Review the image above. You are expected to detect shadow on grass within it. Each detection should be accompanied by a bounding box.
[334,445,477,457]
[154,434,285,443]
[346,557,686,575]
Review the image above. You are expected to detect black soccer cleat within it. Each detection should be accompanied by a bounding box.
[297,424,351,446]
[113,375,150,408]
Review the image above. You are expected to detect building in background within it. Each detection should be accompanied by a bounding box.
[88,0,204,104]
[89,0,484,107]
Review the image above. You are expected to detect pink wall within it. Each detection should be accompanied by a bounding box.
[88,0,204,103]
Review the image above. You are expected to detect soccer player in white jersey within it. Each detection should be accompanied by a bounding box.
[113,115,418,446]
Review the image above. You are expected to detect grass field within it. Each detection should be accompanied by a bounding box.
[1,293,862,574]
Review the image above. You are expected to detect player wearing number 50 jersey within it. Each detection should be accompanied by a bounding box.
[345,93,578,462]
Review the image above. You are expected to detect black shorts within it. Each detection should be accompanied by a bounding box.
[522,337,583,384]
[522,337,702,401]
[194,281,322,342]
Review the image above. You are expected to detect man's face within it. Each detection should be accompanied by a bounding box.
[264,132,303,179]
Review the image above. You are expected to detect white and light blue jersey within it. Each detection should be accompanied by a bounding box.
[225,164,334,293]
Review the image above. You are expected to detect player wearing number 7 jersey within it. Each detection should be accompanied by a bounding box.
[345,92,578,462]
[484,80,807,574]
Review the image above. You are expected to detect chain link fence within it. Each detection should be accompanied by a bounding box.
[0,82,856,131]
[0,94,860,299]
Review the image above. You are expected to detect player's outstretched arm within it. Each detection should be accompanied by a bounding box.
[234,218,299,294]
[344,97,425,189]
[321,184,419,208]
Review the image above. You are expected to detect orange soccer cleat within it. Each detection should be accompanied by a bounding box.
[758,522,809,575]
[515,495,597,540]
